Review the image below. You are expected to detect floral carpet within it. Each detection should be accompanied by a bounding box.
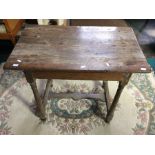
[0,63,155,135]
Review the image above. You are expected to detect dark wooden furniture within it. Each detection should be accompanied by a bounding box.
[3,25,151,123]
[0,19,24,44]
[70,19,128,27]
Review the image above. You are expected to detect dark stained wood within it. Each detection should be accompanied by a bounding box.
[70,19,128,27]
[31,71,125,81]
[49,92,105,101]
[4,25,151,73]
[102,81,111,111]
[43,79,53,105]
[24,71,46,120]
[3,25,151,123]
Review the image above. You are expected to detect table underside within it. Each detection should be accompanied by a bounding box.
[24,71,131,123]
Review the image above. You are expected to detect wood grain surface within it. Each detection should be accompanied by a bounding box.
[4,25,151,73]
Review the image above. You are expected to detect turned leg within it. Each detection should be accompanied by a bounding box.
[102,81,111,111]
[105,74,132,123]
[43,79,53,105]
[24,71,46,120]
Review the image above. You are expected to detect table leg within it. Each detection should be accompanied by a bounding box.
[24,71,46,120]
[43,79,53,105]
[102,81,111,111]
[105,74,132,123]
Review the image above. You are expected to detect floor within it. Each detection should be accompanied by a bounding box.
[0,19,155,69]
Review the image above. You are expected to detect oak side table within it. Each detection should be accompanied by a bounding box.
[4,25,151,123]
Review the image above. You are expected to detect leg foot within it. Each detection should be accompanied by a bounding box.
[105,114,114,123]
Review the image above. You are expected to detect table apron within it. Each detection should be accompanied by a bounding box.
[31,71,126,81]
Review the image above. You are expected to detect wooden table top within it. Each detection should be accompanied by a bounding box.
[4,25,151,73]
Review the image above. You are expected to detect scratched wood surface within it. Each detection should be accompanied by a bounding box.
[4,25,151,73]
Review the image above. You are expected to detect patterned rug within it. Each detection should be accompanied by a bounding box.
[0,63,155,135]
